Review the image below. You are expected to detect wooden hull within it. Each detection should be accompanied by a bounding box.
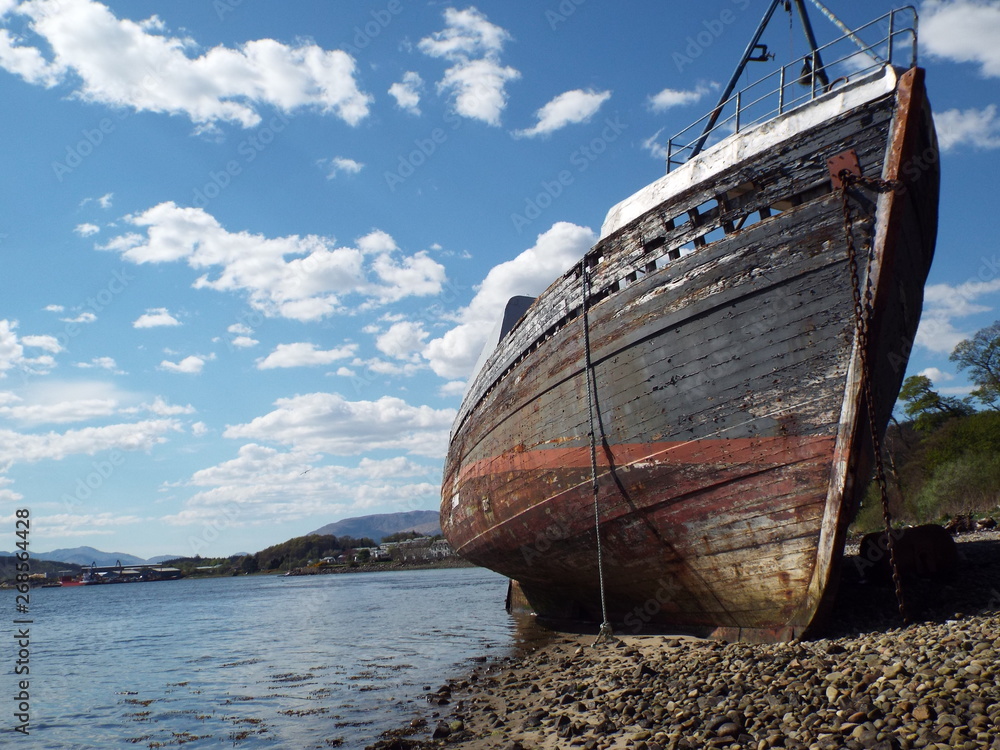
[441,67,938,641]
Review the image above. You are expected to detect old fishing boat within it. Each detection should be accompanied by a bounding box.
[441,2,938,642]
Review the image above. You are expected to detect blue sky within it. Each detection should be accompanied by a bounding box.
[0,0,998,559]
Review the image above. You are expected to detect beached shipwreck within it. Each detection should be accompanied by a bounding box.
[441,3,938,642]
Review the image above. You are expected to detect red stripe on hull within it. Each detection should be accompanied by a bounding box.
[457,434,836,483]
[446,435,836,633]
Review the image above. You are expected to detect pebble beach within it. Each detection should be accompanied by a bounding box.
[368,531,1000,750]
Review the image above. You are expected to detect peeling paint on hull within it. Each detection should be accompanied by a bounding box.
[441,67,938,642]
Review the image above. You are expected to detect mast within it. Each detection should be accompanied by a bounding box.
[689,0,865,161]
[688,0,784,161]
[792,0,829,90]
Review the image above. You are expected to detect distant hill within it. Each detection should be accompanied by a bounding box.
[0,556,82,581]
[309,511,440,542]
[146,554,184,564]
[0,548,183,566]
[33,547,150,567]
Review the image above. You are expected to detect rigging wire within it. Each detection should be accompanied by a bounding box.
[581,263,613,643]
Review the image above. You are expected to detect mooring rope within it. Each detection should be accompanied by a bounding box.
[580,263,614,642]
[839,169,909,625]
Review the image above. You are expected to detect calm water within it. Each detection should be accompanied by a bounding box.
[5,567,536,749]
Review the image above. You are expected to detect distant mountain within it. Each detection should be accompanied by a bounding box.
[34,547,150,567]
[309,511,441,542]
[0,557,82,579]
[146,554,184,564]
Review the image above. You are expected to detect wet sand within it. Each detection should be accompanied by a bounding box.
[366,531,1000,750]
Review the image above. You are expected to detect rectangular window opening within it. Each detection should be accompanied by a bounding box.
[677,241,697,257]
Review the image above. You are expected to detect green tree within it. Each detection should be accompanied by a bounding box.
[898,375,973,431]
[922,409,1000,471]
[381,531,423,543]
[915,451,1000,521]
[950,321,1000,409]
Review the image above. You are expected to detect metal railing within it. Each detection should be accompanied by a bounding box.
[666,7,917,172]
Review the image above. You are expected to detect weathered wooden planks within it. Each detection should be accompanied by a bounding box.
[442,67,938,642]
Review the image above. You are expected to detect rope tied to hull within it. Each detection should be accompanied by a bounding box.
[581,263,614,643]
[839,169,909,626]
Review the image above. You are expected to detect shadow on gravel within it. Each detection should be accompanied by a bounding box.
[820,536,1000,639]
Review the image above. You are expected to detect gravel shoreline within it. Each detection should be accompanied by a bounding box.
[367,531,1000,750]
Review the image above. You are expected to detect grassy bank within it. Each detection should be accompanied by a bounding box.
[851,413,1000,535]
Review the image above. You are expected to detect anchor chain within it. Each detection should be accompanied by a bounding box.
[581,263,614,643]
[839,169,909,625]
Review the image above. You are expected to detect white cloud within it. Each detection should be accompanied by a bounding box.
[102,203,447,321]
[0,418,180,467]
[0,476,23,503]
[161,444,439,528]
[419,7,519,126]
[436,57,520,126]
[916,276,1000,353]
[418,7,510,58]
[918,367,955,383]
[0,0,372,128]
[0,27,60,86]
[0,319,58,377]
[0,379,135,425]
[74,356,121,373]
[20,334,62,353]
[321,156,364,179]
[159,355,206,374]
[376,321,429,362]
[424,221,594,379]
[915,316,966,355]
[61,311,98,324]
[79,192,114,209]
[921,0,1000,78]
[74,222,100,237]
[0,396,118,424]
[223,392,456,458]
[370,248,447,304]
[256,342,356,370]
[438,380,466,398]
[226,323,259,348]
[357,229,398,255]
[388,70,423,114]
[133,307,180,328]
[361,357,422,377]
[641,127,668,161]
[0,321,24,376]
[35,512,143,538]
[138,396,195,416]
[935,105,1000,151]
[44,304,64,313]
[514,88,611,138]
[647,83,712,112]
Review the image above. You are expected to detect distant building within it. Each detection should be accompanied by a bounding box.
[383,536,455,562]
[351,547,388,562]
[429,540,453,558]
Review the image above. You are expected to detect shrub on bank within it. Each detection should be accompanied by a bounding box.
[850,411,1000,534]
